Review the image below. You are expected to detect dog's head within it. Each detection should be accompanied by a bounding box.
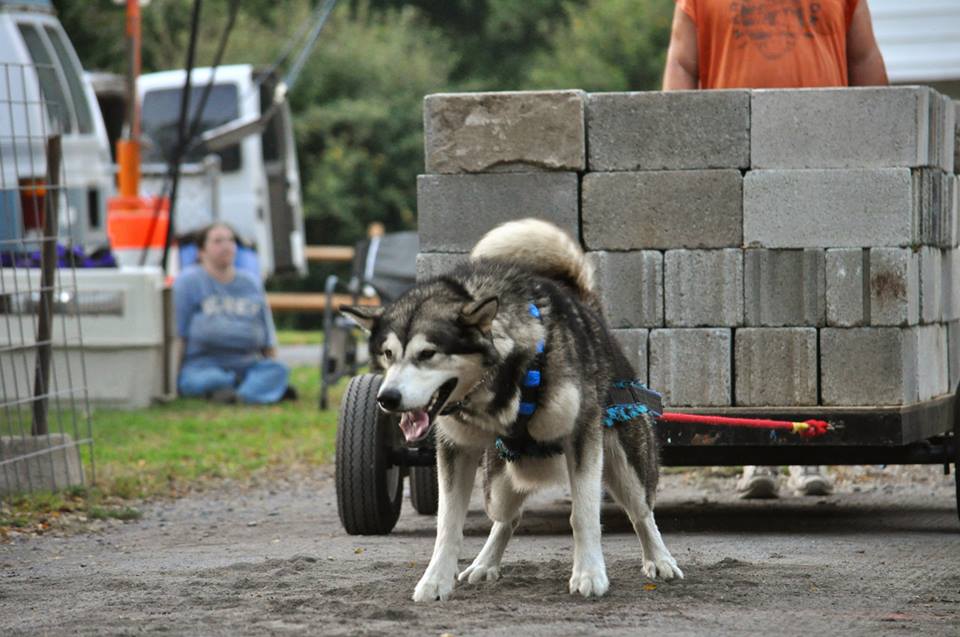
[341,287,499,444]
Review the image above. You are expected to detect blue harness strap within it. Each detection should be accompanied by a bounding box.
[496,303,663,462]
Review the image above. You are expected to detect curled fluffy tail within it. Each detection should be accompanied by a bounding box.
[470,218,594,298]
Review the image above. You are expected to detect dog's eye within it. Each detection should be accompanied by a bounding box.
[417,349,436,362]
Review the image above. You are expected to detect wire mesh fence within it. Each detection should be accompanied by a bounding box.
[1,61,94,496]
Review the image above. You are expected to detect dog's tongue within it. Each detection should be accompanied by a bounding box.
[399,410,430,442]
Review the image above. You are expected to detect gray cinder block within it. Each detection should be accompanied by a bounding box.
[664,249,743,327]
[423,91,586,174]
[820,328,918,406]
[417,173,579,252]
[751,87,934,169]
[917,324,948,401]
[0,433,84,495]
[915,169,953,247]
[734,328,818,406]
[611,328,649,385]
[826,248,868,327]
[948,321,960,393]
[744,169,916,248]
[649,328,731,407]
[586,91,750,171]
[588,251,663,328]
[744,249,825,326]
[942,249,959,322]
[869,248,920,326]
[919,246,942,324]
[582,170,742,250]
[941,94,955,174]
[954,100,959,175]
[416,252,468,281]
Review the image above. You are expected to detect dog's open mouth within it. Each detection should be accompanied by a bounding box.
[397,378,458,443]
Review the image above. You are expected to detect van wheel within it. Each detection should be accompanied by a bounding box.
[336,374,403,534]
[409,464,439,515]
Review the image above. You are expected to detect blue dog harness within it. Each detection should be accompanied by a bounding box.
[495,303,663,462]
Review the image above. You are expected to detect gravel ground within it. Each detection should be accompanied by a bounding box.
[1,464,958,636]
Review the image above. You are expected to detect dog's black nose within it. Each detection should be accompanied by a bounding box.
[377,388,402,411]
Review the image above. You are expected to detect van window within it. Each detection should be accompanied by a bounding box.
[141,84,241,172]
[43,25,93,134]
[17,23,72,134]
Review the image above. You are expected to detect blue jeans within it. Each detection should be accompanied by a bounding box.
[178,359,290,404]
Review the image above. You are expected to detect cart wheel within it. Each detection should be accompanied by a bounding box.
[409,464,439,515]
[336,374,403,535]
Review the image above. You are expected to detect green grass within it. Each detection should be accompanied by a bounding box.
[1,363,347,536]
[275,329,325,346]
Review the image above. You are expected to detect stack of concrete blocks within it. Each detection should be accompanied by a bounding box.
[417,88,959,409]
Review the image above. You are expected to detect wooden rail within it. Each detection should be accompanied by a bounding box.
[304,244,355,263]
[266,292,379,313]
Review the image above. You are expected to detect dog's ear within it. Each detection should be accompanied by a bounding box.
[339,305,384,333]
[459,296,499,335]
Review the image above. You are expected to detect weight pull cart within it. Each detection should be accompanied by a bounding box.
[334,373,959,535]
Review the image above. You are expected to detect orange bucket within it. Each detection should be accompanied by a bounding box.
[106,195,170,250]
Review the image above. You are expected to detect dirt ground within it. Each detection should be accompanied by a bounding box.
[1,464,959,636]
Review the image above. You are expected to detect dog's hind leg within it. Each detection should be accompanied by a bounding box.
[413,443,483,602]
[459,464,527,584]
[603,433,683,580]
[564,429,609,597]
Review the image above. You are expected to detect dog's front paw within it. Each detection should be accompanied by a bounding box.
[568,567,609,598]
[412,570,456,602]
[643,553,684,581]
[458,562,501,584]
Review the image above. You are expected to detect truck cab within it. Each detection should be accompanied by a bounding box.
[0,0,113,252]
[138,64,307,278]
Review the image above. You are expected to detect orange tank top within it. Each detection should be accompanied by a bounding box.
[677,0,859,89]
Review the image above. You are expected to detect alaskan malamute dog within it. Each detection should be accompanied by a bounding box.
[342,219,682,602]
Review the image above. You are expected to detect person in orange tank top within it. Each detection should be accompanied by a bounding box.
[663,0,887,90]
[662,1,888,498]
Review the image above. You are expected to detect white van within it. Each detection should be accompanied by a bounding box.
[138,65,307,277]
[0,0,113,252]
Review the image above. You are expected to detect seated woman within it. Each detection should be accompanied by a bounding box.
[174,222,290,404]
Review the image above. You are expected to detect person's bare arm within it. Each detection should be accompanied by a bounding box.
[662,3,699,90]
[847,0,888,86]
[263,347,277,359]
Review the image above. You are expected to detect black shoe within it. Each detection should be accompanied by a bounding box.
[207,388,238,404]
[281,385,299,402]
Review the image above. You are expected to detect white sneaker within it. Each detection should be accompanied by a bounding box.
[787,465,834,496]
[736,466,780,499]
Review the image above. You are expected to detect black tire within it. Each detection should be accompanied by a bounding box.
[409,464,439,515]
[335,374,403,535]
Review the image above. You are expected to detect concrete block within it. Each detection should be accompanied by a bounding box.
[588,251,663,328]
[825,248,867,327]
[417,173,579,252]
[664,250,743,327]
[734,328,818,406]
[743,169,916,248]
[751,87,932,169]
[582,170,742,250]
[423,91,586,174]
[868,248,920,326]
[820,328,918,406]
[917,324,949,401]
[611,329,649,384]
[948,321,960,393]
[744,249,825,326]
[942,94,955,174]
[942,249,959,322]
[649,328,731,407]
[919,246,942,324]
[0,434,85,495]
[586,91,750,171]
[954,100,959,175]
[416,252,468,281]
[915,169,952,247]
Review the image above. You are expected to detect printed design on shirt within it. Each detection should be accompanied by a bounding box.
[201,295,262,318]
[730,0,834,60]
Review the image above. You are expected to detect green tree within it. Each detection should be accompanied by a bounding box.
[526,0,673,92]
